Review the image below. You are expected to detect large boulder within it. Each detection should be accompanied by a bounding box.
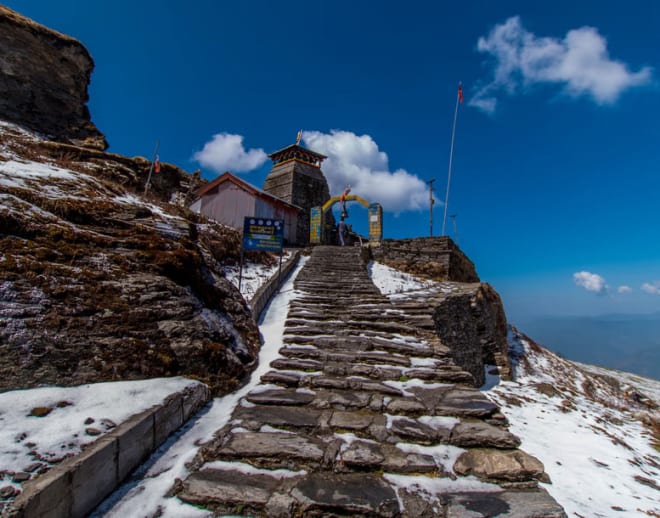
[0,6,107,149]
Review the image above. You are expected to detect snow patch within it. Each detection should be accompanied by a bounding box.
[395,442,467,474]
[0,378,202,476]
[368,261,436,296]
[202,459,306,479]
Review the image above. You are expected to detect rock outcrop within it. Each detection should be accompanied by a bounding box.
[432,283,511,386]
[0,121,261,394]
[0,6,107,149]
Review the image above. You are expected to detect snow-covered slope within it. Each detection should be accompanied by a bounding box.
[485,328,659,517]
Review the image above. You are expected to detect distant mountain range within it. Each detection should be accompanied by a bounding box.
[515,313,660,380]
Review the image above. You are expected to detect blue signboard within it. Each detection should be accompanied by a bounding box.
[242,217,284,252]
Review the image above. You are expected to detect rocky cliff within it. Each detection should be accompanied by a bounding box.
[0,120,262,394]
[0,6,107,150]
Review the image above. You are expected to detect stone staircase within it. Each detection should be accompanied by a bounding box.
[176,246,565,517]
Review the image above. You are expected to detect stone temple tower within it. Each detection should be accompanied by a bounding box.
[262,142,331,246]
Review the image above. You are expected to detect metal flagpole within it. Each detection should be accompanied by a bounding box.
[442,84,462,236]
[143,140,160,196]
[426,178,435,236]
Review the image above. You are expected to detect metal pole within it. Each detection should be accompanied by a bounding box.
[426,179,436,236]
[143,140,160,196]
[442,87,461,236]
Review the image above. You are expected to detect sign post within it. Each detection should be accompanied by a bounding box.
[368,203,383,246]
[239,217,284,293]
[310,206,322,244]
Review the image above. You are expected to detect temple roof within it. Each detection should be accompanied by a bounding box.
[268,144,326,166]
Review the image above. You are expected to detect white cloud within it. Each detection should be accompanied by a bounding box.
[617,285,632,294]
[641,282,660,295]
[193,133,267,173]
[471,16,652,112]
[302,130,431,213]
[573,271,608,295]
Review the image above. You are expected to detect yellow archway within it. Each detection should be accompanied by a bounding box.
[310,195,382,246]
[321,194,370,212]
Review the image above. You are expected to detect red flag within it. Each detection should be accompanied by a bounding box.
[458,83,464,103]
[154,155,161,174]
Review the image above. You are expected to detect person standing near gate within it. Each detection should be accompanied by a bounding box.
[338,217,346,246]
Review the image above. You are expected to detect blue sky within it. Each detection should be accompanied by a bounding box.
[7,0,660,323]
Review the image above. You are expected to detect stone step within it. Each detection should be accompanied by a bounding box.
[178,470,402,517]
[179,467,564,518]
[210,431,328,469]
[281,336,435,358]
[279,346,413,367]
[267,356,473,386]
[290,296,387,305]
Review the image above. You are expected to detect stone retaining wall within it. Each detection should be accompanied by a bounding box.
[7,382,210,518]
[370,236,479,282]
[432,284,511,386]
[249,250,301,321]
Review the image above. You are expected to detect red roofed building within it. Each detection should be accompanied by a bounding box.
[190,172,301,244]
